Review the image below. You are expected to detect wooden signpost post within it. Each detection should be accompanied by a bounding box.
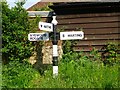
[28,12,84,78]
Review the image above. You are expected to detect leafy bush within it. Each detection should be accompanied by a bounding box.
[2,1,42,89]
[89,47,101,61]
[101,42,120,66]
[2,60,40,88]
[62,40,73,54]
[2,1,33,63]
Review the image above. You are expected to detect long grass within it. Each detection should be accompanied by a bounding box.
[2,52,120,88]
[32,52,120,88]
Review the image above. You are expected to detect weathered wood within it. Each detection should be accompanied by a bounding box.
[73,45,120,51]
[57,10,120,52]
[84,33,120,40]
[57,13,120,19]
[58,16,119,24]
[58,22,119,29]
[73,45,105,51]
[73,40,120,46]
[83,28,120,34]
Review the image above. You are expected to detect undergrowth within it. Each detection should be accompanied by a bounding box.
[2,52,120,88]
[37,52,120,88]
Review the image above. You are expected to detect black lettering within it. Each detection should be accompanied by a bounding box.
[44,25,46,28]
[68,35,71,37]
[33,34,35,36]
[49,26,51,29]
[68,34,75,37]
[77,34,82,37]
[43,33,47,37]
[44,25,51,29]
[37,34,39,36]
[68,34,82,37]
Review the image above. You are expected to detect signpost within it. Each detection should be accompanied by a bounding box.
[60,31,84,40]
[28,12,84,78]
[28,33,49,41]
[51,12,58,78]
[39,22,53,32]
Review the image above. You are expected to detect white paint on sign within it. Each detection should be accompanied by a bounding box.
[28,33,49,41]
[39,22,53,32]
[60,31,84,40]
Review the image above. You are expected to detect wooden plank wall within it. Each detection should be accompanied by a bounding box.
[57,12,120,52]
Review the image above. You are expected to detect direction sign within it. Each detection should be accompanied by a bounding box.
[60,31,84,40]
[28,33,49,41]
[39,22,53,32]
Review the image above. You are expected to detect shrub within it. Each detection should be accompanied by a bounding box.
[2,1,42,88]
[2,60,40,88]
[2,1,34,63]
[101,42,120,66]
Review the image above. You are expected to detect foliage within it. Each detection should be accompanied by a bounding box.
[2,60,40,88]
[62,40,73,54]
[89,47,101,61]
[36,52,119,88]
[2,1,43,88]
[2,1,34,63]
[101,42,120,66]
[2,51,119,88]
[0,65,1,88]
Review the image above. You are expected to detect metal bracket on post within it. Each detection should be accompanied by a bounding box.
[51,12,58,78]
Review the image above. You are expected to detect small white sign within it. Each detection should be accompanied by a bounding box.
[28,33,49,41]
[60,31,84,40]
[39,22,53,32]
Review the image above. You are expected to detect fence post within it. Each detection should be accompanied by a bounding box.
[51,12,58,77]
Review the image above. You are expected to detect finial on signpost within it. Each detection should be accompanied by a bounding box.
[52,12,58,25]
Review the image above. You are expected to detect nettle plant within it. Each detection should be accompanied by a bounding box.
[89,47,101,61]
[101,42,120,65]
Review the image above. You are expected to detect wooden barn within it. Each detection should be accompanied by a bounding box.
[49,2,120,53]
[28,1,120,65]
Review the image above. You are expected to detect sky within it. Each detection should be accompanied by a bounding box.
[6,0,41,9]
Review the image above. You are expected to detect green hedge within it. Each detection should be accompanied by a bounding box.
[2,1,33,63]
